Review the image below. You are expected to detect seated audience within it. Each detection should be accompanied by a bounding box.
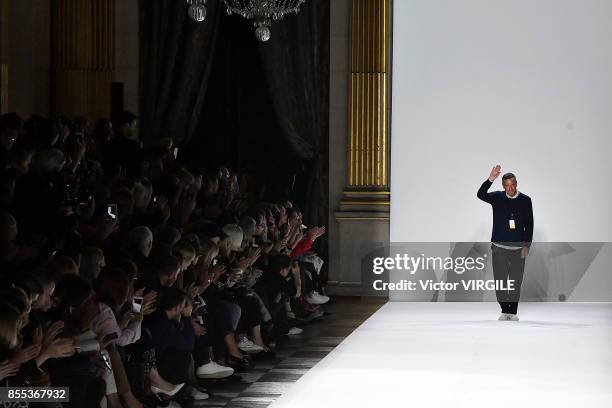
[0,111,328,407]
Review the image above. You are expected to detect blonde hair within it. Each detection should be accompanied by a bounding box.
[174,241,196,266]
[0,305,21,350]
[199,240,219,267]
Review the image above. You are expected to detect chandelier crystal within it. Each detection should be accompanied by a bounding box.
[186,0,307,42]
[187,0,208,22]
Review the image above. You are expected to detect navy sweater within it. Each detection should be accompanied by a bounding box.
[477,179,534,247]
[147,311,195,354]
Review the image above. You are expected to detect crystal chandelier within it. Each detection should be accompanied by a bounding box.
[187,0,207,22]
[186,0,307,42]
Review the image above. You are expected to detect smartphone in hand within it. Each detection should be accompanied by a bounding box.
[132,296,143,313]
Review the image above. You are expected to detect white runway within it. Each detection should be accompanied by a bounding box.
[270,302,612,408]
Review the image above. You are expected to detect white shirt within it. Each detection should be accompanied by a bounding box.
[506,191,520,199]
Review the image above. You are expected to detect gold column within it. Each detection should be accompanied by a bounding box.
[0,0,8,113]
[340,0,390,214]
[51,0,115,120]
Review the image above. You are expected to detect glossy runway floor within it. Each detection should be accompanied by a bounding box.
[269,302,612,408]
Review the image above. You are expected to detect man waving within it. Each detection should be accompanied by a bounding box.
[477,165,534,321]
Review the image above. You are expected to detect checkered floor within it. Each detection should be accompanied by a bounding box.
[189,297,385,408]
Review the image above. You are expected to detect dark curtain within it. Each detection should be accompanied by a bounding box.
[184,11,300,188]
[139,0,330,264]
[139,0,221,146]
[258,0,330,232]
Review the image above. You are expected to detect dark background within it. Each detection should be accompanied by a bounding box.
[139,0,329,229]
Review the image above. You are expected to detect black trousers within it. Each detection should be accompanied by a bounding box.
[299,261,317,294]
[253,281,291,341]
[491,244,526,315]
[233,293,263,335]
[157,348,192,384]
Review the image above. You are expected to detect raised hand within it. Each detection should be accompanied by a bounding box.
[306,226,326,242]
[211,263,226,279]
[141,290,157,315]
[272,227,291,252]
[191,319,206,336]
[229,268,244,282]
[489,164,501,181]
[42,321,64,348]
[235,256,250,271]
[186,283,206,300]
[119,311,135,329]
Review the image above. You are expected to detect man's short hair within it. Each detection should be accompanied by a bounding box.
[502,173,516,182]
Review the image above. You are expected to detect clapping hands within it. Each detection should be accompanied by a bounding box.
[306,226,326,242]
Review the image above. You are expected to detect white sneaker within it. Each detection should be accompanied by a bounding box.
[189,388,210,400]
[498,313,509,321]
[237,337,264,353]
[287,327,303,335]
[507,313,519,321]
[306,291,329,305]
[196,361,234,379]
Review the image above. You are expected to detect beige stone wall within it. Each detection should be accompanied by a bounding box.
[328,0,391,297]
[328,0,351,291]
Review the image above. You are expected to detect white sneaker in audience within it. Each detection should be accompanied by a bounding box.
[498,313,509,321]
[196,361,234,379]
[507,313,519,321]
[288,327,303,335]
[189,387,210,401]
[189,388,210,400]
[307,291,329,305]
[311,308,324,319]
[237,337,264,353]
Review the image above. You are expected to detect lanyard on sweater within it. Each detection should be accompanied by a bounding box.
[502,199,516,230]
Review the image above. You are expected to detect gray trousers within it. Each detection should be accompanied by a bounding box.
[491,244,526,314]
